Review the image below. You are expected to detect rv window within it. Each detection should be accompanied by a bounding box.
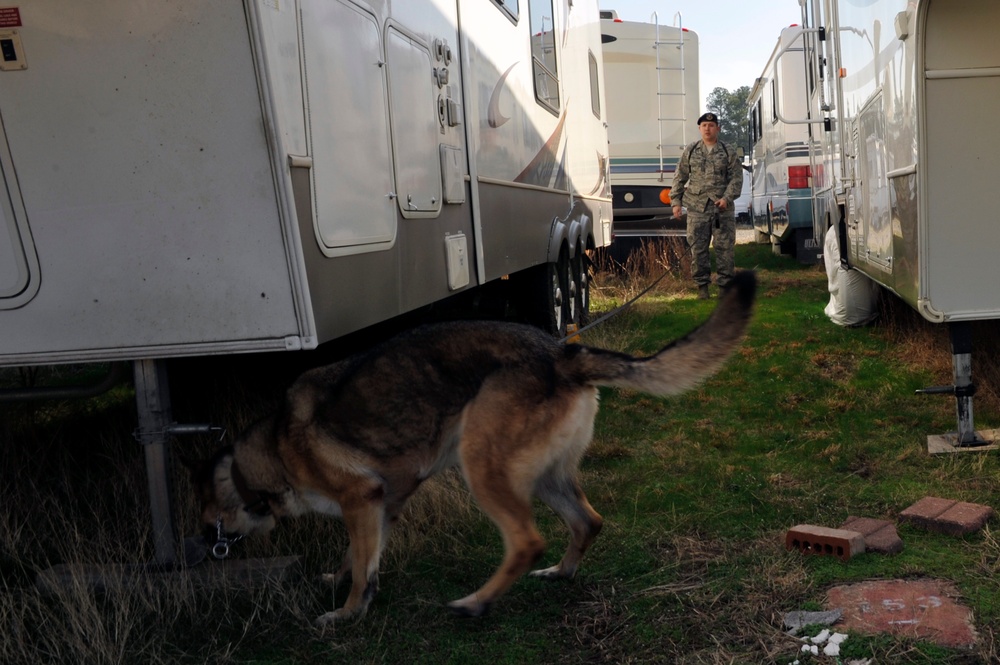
[770,79,778,123]
[588,50,601,118]
[491,0,519,23]
[528,0,560,113]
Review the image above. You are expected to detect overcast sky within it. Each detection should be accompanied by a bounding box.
[608,1,804,102]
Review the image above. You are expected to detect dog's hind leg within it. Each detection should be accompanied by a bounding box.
[447,441,546,617]
[530,472,603,580]
[447,488,545,617]
[316,482,386,626]
[531,389,603,580]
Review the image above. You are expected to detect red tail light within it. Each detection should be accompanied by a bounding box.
[789,165,811,190]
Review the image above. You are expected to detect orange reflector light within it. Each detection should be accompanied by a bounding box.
[659,188,671,205]
[839,67,847,78]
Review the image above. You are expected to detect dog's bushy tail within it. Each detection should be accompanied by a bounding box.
[565,271,756,396]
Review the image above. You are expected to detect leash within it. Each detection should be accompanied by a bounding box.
[559,266,672,344]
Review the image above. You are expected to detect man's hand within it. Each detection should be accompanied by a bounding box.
[672,205,683,219]
[714,199,728,210]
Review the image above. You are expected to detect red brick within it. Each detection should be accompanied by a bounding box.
[785,525,865,561]
[840,516,904,555]
[899,497,995,536]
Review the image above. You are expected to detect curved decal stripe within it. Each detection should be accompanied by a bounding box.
[587,152,608,196]
[488,62,518,129]
[514,107,568,187]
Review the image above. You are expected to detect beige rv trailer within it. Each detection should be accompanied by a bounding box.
[0,0,612,563]
[797,0,1000,448]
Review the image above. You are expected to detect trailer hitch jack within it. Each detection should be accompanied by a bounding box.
[917,322,992,449]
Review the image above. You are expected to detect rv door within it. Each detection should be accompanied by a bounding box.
[857,93,891,273]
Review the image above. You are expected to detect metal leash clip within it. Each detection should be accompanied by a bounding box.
[211,515,245,560]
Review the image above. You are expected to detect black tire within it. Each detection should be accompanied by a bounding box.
[561,249,577,330]
[519,257,566,336]
[571,246,591,326]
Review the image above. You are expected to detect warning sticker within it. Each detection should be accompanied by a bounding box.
[0,8,21,28]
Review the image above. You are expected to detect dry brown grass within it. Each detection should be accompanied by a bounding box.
[876,292,1000,420]
[591,236,693,300]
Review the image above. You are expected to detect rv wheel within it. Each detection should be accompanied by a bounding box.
[571,247,591,325]
[517,256,566,336]
[563,250,578,328]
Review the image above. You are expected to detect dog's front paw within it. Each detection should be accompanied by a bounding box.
[529,563,575,580]
[447,594,492,618]
[315,607,355,627]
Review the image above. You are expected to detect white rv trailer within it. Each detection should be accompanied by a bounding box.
[599,9,699,237]
[792,0,1000,447]
[746,25,820,264]
[0,0,612,563]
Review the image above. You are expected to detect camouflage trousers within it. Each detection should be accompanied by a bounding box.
[686,207,736,287]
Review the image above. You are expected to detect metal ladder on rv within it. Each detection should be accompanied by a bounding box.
[652,11,688,182]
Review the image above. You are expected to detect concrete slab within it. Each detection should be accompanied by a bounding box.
[36,556,303,595]
[928,429,1000,455]
[825,578,978,648]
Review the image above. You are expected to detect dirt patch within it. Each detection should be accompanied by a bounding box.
[825,578,978,648]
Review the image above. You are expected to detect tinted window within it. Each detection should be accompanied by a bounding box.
[589,50,600,118]
[529,0,560,112]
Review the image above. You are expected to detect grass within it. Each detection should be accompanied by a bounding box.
[2,241,1000,663]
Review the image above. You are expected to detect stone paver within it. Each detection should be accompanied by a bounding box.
[840,516,903,554]
[899,497,994,536]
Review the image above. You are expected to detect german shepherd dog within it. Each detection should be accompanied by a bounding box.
[190,271,756,625]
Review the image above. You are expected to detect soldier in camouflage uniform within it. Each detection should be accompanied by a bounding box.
[670,112,744,299]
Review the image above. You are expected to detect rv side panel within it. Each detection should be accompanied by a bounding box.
[920,0,1000,320]
[460,0,611,281]
[287,0,479,341]
[0,2,306,364]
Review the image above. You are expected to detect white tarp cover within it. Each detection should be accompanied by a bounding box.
[823,225,879,327]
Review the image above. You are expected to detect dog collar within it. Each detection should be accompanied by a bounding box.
[230,459,273,517]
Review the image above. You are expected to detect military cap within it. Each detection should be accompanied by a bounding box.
[697,112,719,125]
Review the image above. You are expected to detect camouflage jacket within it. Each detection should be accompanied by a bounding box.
[670,140,743,213]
